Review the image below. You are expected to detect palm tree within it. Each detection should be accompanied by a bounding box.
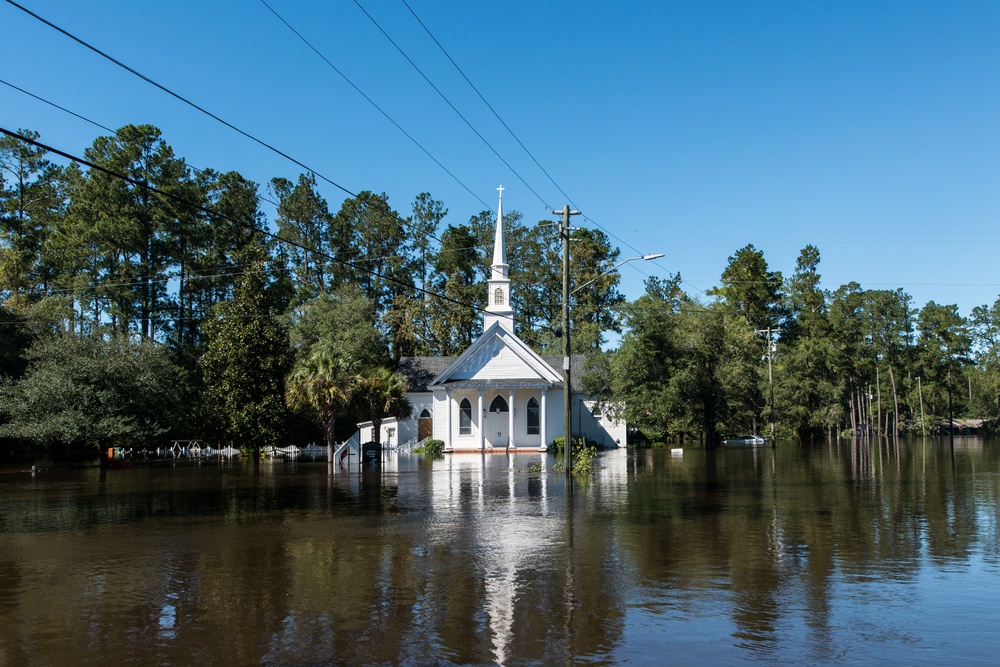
[353,367,412,446]
[285,351,357,458]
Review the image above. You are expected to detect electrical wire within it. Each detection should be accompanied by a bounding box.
[2,0,683,303]
[3,0,360,199]
[400,0,573,209]
[257,0,491,213]
[0,76,288,211]
[0,127,488,315]
[350,0,551,211]
[394,0,676,294]
[0,74,457,255]
[0,76,556,283]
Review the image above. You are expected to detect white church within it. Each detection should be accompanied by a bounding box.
[361,188,627,453]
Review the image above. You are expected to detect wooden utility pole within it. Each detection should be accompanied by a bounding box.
[555,205,580,477]
[758,327,777,446]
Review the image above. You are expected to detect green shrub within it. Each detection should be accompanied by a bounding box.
[422,438,444,457]
[548,436,600,476]
[549,435,601,454]
[572,443,598,476]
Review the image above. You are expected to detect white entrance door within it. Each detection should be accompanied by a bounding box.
[486,395,509,450]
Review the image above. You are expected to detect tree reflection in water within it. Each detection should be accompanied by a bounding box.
[1,439,1000,664]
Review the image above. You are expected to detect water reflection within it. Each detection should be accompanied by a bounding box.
[2,439,1000,664]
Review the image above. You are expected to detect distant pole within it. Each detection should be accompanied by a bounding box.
[757,326,776,447]
[556,204,580,477]
[949,367,955,449]
[768,335,775,447]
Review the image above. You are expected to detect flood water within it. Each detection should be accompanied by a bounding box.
[2,438,999,666]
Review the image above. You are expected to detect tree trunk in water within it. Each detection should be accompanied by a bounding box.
[325,417,336,461]
[876,366,883,439]
[850,389,857,438]
[889,364,899,439]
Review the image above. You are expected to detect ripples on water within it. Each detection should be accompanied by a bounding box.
[2,438,1000,665]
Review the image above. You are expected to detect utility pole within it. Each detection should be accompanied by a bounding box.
[949,367,955,449]
[757,326,777,447]
[555,205,580,477]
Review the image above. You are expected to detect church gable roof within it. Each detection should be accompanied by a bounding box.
[429,322,561,389]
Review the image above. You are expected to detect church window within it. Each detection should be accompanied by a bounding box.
[459,398,472,435]
[489,396,508,413]
[527,397,540,434]
[494,287,504,305]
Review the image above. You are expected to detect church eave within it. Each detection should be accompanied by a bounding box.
[431,378,556,390]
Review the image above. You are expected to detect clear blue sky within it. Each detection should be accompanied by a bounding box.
[3,0,999,321]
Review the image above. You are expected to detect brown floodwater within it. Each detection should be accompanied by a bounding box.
[1,438,999,666]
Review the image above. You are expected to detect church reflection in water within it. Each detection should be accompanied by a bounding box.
[330,449,633,665]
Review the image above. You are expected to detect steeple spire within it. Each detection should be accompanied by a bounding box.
[493,185,508,269]
[484,185,514,332]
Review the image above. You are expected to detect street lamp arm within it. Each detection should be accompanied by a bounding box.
[570,253,664,295]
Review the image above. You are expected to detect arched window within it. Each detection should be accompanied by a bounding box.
[494,287,504,305]
[527,397,540,435]
[459,398,472,435]
[419,409,431,419]
[489,396,509,413]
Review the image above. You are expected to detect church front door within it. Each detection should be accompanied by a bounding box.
[418,409,432,440]
[486,395,509,450]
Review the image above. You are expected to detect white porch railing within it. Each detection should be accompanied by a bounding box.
[396,436,427,454]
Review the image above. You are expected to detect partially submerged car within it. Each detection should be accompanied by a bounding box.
[724,434,767,446]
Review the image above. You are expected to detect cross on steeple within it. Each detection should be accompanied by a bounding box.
[485,185,513,332]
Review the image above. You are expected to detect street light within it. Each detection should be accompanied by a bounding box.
[570,254,665,296]
[558,242,663,477]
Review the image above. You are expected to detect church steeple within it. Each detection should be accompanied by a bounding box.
[484,185,514,333]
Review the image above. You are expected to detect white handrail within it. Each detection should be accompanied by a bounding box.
[397,436,427,454]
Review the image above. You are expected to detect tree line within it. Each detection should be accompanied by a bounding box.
[0,125,622,453]
[2,125,999,452]
[598,244,1000,445]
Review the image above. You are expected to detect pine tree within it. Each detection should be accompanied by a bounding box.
[200,247,290,451]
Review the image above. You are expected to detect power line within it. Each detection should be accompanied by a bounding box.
[350,0,551,211]
[3,0,359,199]
[3,0,670,302]
[0,72,451,253]
[0,127,487,316]
[0,77,116,135]
[256,0,491,213]
[0,76,289,211]
[0,75,538,274]
[4,0,644,290]
[400,0,573,209]
[396,0,668,295]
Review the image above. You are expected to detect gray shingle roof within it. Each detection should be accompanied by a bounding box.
[396,356,455,392]
[542,355,586,392]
